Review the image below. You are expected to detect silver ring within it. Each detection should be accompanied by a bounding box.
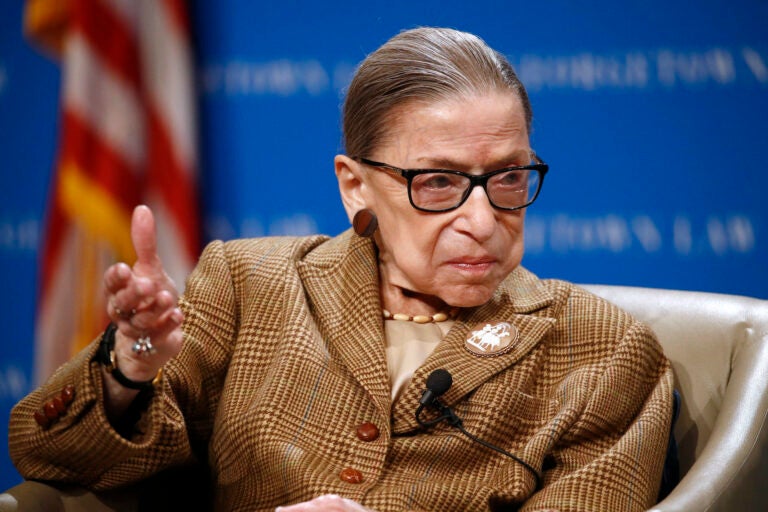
[132,335,155,356]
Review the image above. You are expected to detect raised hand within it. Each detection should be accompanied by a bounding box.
[103,205,184,387]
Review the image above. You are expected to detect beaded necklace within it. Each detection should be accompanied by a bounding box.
[382,308,458,324]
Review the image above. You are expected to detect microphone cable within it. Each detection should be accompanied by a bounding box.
[416,370,542,490]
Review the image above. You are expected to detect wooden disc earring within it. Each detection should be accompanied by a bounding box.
[353,209,378,238]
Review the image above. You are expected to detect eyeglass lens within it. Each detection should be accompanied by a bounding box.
[410,169,541,211]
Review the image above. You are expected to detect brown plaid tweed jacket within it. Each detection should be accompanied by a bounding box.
[10,230,674,511]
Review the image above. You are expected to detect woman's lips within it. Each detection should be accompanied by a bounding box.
[446,257,496,273]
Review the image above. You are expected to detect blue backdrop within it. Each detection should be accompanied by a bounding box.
[1,0,766,489]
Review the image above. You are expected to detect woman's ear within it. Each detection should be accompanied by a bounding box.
[335,154,368,223]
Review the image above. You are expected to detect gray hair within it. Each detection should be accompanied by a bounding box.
[342,27,533,158]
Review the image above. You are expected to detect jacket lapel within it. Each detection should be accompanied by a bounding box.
[391,267,557,434]
[297,232,559,431]
[297,231,392,417]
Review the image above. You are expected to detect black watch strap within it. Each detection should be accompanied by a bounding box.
[97,323,160,391]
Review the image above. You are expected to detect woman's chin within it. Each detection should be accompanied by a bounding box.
[439,285,496,309]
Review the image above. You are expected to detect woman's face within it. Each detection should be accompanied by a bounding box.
[337,92,530,308]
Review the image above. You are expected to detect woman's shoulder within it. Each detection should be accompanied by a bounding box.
[509,268,651,339]
[510,268,637,317]
[502,267,611,312]
[185,235,333,292]
[216,234,331,262]
[540,277,662,356]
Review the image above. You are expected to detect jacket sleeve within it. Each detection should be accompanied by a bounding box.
[521,319,675,512]
[9,240,237,490]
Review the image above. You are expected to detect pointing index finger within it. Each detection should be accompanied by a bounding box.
[130,205,161,269]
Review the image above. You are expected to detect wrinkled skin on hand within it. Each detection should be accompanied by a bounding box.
[275,494,374,512]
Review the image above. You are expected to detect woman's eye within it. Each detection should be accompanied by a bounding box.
[497,171,527,187]
[419,173,459,189]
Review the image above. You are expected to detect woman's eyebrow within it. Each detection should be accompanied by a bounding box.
[415,150,532,170]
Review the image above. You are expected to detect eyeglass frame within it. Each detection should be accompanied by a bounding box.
[353,154,549,213]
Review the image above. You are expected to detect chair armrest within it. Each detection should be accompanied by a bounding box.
[0,481,64,512]
[0,464,209,512]
[0,480,135,512]
[649,316,768,512]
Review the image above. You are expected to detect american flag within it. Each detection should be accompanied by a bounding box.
[24,0,199,382]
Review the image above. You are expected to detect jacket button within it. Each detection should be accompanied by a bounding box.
[339,467,363,484]
[43,401,59,419]
[52,397,66,413]
[33,411,51,428]
[61,385,75,405]
[356,422,380,442]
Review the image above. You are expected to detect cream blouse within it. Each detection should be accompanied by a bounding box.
[383,319,455,401]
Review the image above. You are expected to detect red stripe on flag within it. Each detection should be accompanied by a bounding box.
[162,0,191,34]
[71,0,140,89]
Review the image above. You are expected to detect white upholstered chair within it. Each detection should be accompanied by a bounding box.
[2,285,767,511]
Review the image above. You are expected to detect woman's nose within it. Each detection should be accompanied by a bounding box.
[455,186,497,241]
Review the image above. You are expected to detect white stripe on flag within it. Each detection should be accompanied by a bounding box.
[140,0,197,172]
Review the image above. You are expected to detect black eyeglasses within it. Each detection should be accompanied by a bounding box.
[354,154,548,213]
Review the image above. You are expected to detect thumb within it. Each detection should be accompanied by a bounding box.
[130,205,161,269]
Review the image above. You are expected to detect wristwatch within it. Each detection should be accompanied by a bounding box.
[97,323,162,391]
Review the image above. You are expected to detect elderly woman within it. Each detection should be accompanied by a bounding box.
[9,27,673,511]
